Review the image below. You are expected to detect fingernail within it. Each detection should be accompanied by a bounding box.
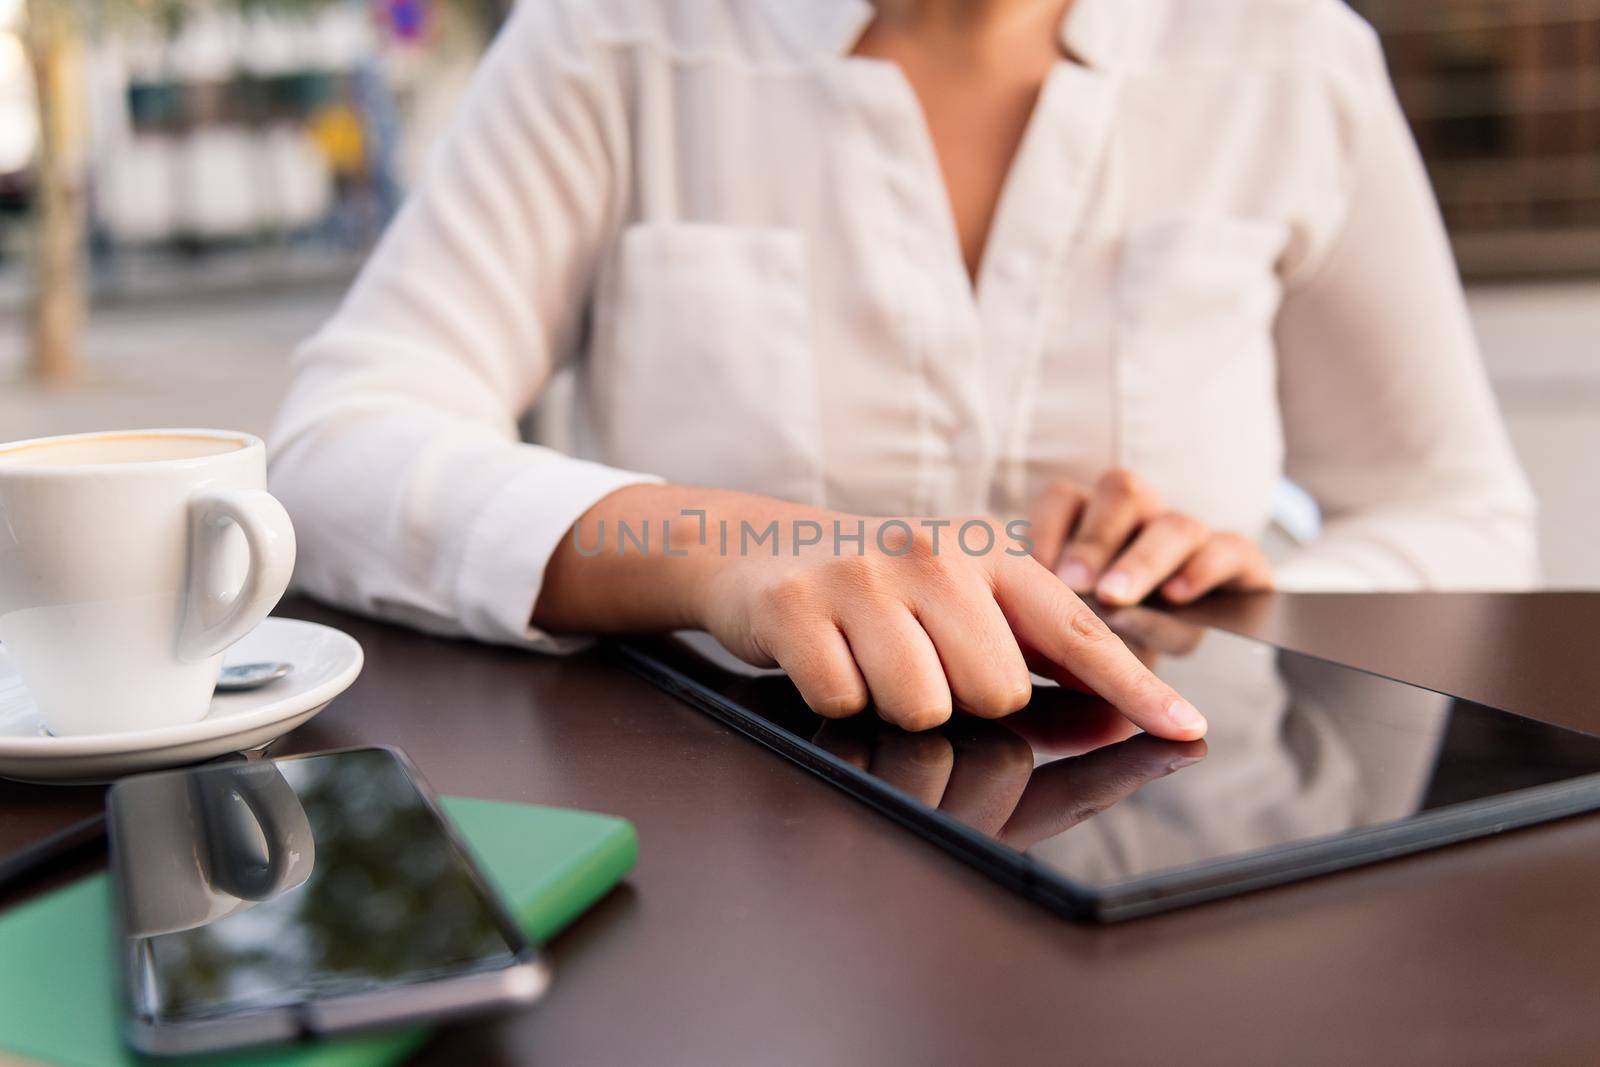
[1164,577,1189,600]
[1166,698,1207,734]
[1097,571,1134,603]
[1058,560,1093,590]
[1166,754,1204,772]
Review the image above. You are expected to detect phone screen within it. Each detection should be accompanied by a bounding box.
[108,748,533,1034]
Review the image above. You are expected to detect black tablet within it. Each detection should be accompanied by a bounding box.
[614,609,1600,921]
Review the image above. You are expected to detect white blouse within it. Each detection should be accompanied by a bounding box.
[268,0,1538,650]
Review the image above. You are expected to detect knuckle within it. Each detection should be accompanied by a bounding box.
[956,516,1007,564]
[1180,546,1221,576]
[826,553,886,598]
[918,557,966,602]
[1068,803,1109,825]
[1154,511,1208,541]
[874,520,918,557]
[1096,467,1142,499]
[871,523,973,574]
[1066,604,1116,645]
[1212,530,1252,554]
[904,529,974,586]
[985,548,1031,593]
[1041,480,1085,506]
[758,574,816,620]
[1010,550,1051,578]
[903,529,945,568]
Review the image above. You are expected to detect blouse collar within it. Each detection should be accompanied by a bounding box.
[762,0,1167,71]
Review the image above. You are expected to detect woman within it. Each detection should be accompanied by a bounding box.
[269,0,1536,740]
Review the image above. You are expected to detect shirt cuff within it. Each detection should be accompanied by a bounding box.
[454,447,661,651]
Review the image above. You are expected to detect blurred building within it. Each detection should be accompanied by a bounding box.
[0,0,35,265]
[1355,0,1600,276]
[0,0,499,290]
[89,6,381,246]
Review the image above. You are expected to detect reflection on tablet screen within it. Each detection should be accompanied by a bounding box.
[639,610,1600,892]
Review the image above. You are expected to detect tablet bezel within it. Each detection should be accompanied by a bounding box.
[612,633,1600,922]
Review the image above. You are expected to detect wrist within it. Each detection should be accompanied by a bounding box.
[539,483,783,634]
[596,486,838,632]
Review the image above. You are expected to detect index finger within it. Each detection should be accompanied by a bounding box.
[990,557,1208,741]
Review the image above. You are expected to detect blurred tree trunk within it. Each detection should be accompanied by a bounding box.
[24,0,88,385]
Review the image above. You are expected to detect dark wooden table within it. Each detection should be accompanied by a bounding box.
[5,592,1600,1064]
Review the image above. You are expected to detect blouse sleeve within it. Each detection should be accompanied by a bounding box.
[1270,26,1539,591]
[267,0,658,648]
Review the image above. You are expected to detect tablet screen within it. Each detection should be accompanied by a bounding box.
[619,609,1600,914]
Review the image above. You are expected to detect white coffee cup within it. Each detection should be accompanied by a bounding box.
[0,429,295,736]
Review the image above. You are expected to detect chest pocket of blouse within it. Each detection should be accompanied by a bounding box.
[591,223,823,504]
[1113,217,1290,531]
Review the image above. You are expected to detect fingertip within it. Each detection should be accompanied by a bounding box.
[1161,577,1192,602]
[890,702,954,733]
[809,691,869,719]
[1096,570,1136,605]
[1162,698,1208,740]
[965,680,1034,719]
[1056,559,1094,593]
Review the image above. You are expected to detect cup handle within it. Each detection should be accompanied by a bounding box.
[177,489,296,663]
[191,762,311,900]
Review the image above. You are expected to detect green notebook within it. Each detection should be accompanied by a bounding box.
[0,796,638,1067]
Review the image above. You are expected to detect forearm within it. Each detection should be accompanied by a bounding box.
[1274,496,1539,592]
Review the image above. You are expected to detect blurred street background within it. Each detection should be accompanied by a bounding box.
[1,0,1597,585]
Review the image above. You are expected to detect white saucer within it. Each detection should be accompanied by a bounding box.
[0,617,362,783]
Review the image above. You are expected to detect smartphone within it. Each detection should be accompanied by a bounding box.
[106,746,548,1056]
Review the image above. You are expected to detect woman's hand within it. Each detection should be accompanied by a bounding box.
[536,485,1207,740]
[692,510,1205,741]
[1028,469,1273,607]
